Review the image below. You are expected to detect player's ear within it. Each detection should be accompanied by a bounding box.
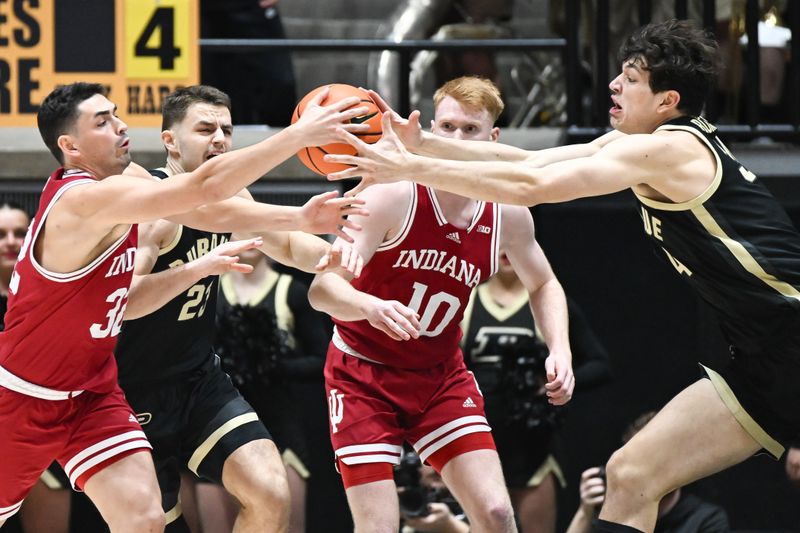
[161,129,178,153]
[490,126,500,142]
[658,90,680,114]
[430,119,435,132]
[57,134,79,159]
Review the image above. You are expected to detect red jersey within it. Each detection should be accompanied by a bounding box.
[0,168,137,394]
[334,183,500,369]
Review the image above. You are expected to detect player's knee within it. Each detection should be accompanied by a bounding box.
[605,447,661,502]
[104,481,165,532]
[471,495,515,529]
[233,464,290,514]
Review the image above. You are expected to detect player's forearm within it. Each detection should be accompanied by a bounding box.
[251,231,328,273]
[308,273,373,321]
[416,132,532,162]
[124,263,207,320]
[169,198,302,234]
[186,127,305,204]
[565,507,593,533]
[530,279,571,358]
[401,155,545,206]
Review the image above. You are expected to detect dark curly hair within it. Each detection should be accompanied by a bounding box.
[618,19,718,116]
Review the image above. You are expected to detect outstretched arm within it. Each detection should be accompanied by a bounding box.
[169,189,368,242]
[502,205,573,405]
[326,115,660,205]
[61,88,372,228]
[366,89,622,165]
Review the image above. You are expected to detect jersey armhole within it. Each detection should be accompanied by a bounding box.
[377,182,417,251]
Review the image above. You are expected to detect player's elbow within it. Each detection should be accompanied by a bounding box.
[307,279,328,313]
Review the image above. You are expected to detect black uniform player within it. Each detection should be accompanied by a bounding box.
[114,172,266,528]
[113,85,368,532]
[460,255,611,533]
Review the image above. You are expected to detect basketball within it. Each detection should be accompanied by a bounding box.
[291,84,382,175]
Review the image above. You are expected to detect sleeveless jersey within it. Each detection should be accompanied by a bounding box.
[334,183,501,369]
[115,169,230,387]
[635,115,800,354]
[0,168,137,393]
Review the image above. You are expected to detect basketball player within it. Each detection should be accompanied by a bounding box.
[114,85,367,532]
[308,77,575,532]
[328,19,800,533]
[0,81,368,531]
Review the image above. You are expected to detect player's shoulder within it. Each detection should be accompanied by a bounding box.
[138,217,180,249]
[499,203,533,223]
[356,181,414,210]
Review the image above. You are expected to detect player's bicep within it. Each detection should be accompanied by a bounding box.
[500,206,557,291]
[133,220,172,275]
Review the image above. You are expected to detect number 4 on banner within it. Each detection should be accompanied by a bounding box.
[124,0,192,79]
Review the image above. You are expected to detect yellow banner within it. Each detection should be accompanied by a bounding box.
[0,0,198,127]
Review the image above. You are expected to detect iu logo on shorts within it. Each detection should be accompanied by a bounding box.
[329,389,344,433]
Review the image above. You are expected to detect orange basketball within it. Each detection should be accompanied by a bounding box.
[291,84,382,175]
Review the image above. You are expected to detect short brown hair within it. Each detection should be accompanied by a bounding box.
[161,85,231,131]
[433,76,504,123]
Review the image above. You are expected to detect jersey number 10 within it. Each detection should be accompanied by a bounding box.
[407,282,461,337]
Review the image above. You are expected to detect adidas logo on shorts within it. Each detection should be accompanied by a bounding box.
[462,397,477,408]
[446,232,461,244]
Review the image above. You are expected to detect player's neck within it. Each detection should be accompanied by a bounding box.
[433,188,478,229]
[165,158,187,176]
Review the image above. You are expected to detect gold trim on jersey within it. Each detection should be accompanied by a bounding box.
[165,500,183,525]
[459,290,479,347]
[527,454,567,489]
[220,270,278,307]
[158,225,183,256]
[701,364,784,459]
[477,283,529,322]
[692,206,800,300]
[187,412,260,475]
[377,182,417,251]
[282,448,311,480]
[633,124,723,212]
[275,274,297,349]
[39,468,65,490]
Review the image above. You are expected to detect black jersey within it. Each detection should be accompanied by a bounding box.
[635,116,800,355]
[115,169,230,387]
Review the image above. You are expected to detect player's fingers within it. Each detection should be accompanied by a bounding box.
[313,190,340,203]
[325,164,364,182]
[340,123,371,134]
[364,89,395,114]
[334,228,355,243]
[582,467,602,480]
[328,96,363,112]
[377,320,404,341]
[340,178,372,197]
[385,316,411,341]
[544,356,557,382]
[347,247,360,274]
[314,253,330,272]
[354,254,364,278]
[338,104,370,120]
[408,109,421,129]
[341,218,364,231]
[230,262,254,274]
[307,86,331,107]
[334,127,370,151]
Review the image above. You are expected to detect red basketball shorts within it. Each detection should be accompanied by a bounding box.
[324,344,495,488]
[0,384,151,519]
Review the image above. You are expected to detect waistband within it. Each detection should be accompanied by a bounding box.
[0,364,84,400]
[332,326,384,365]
